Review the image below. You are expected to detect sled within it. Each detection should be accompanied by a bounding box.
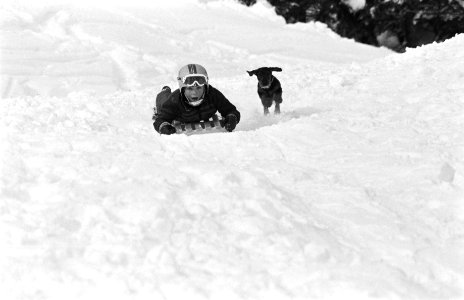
[154,87,227,135]
[172,114,226,135]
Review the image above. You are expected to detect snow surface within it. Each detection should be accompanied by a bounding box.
[1,0,463,299]
[343,0,366,11]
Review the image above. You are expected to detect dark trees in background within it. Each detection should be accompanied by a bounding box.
[236,0,464,52]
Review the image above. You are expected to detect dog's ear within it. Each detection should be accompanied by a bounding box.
[269,67,282,72]
[247,70,255,76]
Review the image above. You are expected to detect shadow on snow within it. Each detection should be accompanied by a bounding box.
[237,106,321,132]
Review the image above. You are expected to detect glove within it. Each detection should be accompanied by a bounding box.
[159,123,176,135]
[223,114,238,132]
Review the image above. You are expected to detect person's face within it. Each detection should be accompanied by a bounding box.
[184,85,205,102]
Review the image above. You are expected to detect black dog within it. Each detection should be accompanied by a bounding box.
[247,67,283,115]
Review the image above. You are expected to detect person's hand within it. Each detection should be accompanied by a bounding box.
[160,124,176,135]
[224,114,237,132]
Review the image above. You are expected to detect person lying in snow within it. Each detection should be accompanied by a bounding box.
[153,63,241,135]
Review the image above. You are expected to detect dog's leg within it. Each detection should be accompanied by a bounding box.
[274,91,283,115]
[264,106,269,115]
[261,98,271,115]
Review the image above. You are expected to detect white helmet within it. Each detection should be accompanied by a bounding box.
[177,64,209,90]
[177,64,209,106]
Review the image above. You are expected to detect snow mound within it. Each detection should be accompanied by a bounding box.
[0,2,463,300]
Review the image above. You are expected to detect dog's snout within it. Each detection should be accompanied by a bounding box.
[257,73,273,87]
[259,76,271,86]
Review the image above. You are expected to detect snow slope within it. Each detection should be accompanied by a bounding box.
[1,1,463,300]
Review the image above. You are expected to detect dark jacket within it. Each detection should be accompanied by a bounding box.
[153,85,240,133]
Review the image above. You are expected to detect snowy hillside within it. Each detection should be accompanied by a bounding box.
[1,1,463,300]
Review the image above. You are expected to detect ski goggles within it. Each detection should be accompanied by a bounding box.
[179,74,208,87]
